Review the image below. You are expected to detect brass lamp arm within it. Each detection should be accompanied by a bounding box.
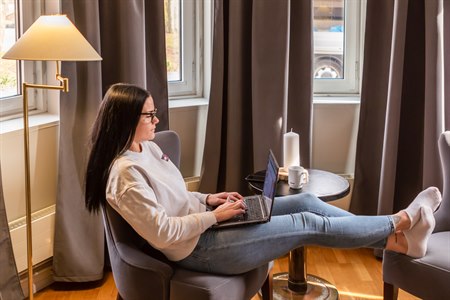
[24,61,69,92]
[23,75,68,92]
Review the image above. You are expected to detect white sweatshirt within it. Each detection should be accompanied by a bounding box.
[106,141,217,261]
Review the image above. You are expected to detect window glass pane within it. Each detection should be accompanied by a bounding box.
[313,0,345,79]
[165,0,181,82]
[0,0,19,98]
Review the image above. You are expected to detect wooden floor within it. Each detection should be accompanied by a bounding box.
[35,247,419,300]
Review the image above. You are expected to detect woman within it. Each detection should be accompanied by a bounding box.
[85,83,441,275]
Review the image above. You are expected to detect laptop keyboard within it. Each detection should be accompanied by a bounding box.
[222,196,265,223]
[242,196,264,220]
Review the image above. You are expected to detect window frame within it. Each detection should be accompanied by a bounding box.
[313,0,363,96]
[0,0,49,120]
[167,0,203,99]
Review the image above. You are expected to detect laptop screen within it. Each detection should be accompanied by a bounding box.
[262,150,279,209]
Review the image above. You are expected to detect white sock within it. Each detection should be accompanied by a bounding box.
[403,187,441,229]
[404,206,435,258]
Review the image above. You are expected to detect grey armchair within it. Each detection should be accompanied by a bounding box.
[102,130,272,300]
[382,131,450,300]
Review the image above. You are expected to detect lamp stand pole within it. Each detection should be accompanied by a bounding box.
[22,61,68,299]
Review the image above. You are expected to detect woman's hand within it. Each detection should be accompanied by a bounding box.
[212,199,247,223]
[206,192,243,207]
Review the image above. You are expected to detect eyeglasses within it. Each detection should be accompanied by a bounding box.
[141,108,158,123]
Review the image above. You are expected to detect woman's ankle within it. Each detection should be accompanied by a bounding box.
[392,211,411,231]
[385,232,407,254]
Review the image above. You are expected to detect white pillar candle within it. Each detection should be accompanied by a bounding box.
[283,129,300,169]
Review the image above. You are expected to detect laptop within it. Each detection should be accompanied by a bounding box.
[212,149,279,229]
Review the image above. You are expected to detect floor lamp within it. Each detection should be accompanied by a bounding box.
[2,15,102,299]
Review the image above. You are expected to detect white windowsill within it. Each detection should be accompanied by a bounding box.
[313,95,360,104]
[169,97,209,109]
[0,113,59,135]
[169,95,361,106]
[169,95,361,107]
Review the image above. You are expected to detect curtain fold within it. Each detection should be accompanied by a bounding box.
[53,0,168,281]
[53,0,104,281]
[0,166,24,299]
[199,0,313,194]
[351,0,449,217]
[445,0,450,129]
[350,0,394,215]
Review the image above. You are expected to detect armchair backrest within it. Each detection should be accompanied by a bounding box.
[153,130,181,169]
[435,131,450,232]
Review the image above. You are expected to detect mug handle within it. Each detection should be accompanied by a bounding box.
[300,169,309,183]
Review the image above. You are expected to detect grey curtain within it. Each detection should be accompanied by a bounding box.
[351,0,449,216]
[0,166,24,299]
[199,0,313,194]
[53,0,169,281]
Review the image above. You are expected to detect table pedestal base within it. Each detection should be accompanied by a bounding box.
[272,272,339,300]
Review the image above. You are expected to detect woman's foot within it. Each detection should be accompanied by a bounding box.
[403,187,441,229]
[404,206,435,258]
[387,206,435,258]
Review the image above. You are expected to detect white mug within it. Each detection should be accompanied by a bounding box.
[288,166,309,189]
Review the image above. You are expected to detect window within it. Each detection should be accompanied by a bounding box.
[0,0,22,116]
[0,0,48,119]
[1,0,18,97]
[165,0,202,98]
[313,0,363,95]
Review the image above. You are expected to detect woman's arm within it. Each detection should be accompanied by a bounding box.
[190,191,243,206]
[113,184,217,250]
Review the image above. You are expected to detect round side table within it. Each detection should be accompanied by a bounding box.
[247,169,350,300]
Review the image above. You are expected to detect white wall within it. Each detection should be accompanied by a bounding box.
[312,102,360,174]
[169,103,208,177]
[1,120,58,221]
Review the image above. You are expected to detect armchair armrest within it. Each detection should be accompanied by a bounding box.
[107,240,174,300]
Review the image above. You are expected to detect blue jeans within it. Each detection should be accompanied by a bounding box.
[177,193,394,275]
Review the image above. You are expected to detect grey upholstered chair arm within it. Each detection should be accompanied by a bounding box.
[115,243,174,278]
[111,245,172,300]
[435,131,450,232]
[382,131,450,300]
[103,203,175,300]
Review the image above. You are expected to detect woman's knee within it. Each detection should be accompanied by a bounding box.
[290,192,320,206]
[274,193,320,214]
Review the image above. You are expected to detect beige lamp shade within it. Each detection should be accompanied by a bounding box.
[2,15,102,61]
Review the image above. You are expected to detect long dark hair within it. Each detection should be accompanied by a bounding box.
[85,83,151,212]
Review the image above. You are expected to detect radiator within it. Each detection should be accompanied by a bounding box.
[9,205,55,273]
